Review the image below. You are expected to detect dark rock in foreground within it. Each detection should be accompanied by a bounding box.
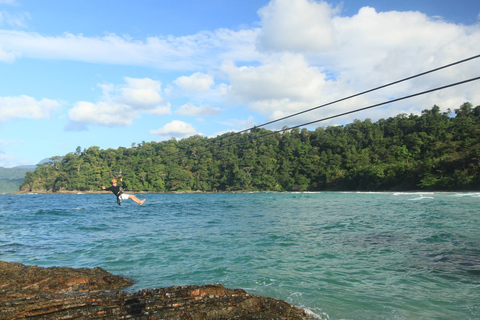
[0,261,312,319]
[0,261,134,300]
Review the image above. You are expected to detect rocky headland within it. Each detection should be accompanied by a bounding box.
[0,261,312,319]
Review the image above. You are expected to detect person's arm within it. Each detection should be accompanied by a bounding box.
[119,178,126,190]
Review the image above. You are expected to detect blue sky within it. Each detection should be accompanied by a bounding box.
[0,0,479,167]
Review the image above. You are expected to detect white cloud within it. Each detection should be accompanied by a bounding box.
[68,101,134,127]
[222,53,330,119]
[0,95,61,122]
[257,0,337,53]
[0,0,479,130]
[174,72,214,92]
[176,103,221,116]
[0,28,260,68]
[68,77,170,127]
[329,7,473,74]
[219,1,480,127]
[149,105,172,115]
[323,6,480,120]
[149,120,198,138]
[0,46,15,62]
[121,77,165,107]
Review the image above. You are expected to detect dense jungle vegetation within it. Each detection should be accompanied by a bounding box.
[20,103,480,192]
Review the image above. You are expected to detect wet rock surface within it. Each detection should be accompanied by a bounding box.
[0,261,312,319]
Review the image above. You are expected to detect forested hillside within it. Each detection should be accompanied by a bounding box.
[20,103,480,192]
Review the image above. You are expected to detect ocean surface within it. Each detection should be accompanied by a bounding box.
[1,192,479,319]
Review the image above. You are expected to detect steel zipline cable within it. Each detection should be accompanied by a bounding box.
[275,75,480,131]
[215,75,480,149]
[157,54,480,158]
[228,53,480,136]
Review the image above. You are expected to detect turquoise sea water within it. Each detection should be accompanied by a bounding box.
[1,192,479,319]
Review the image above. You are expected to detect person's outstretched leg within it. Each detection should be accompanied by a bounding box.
[129,195,146,205]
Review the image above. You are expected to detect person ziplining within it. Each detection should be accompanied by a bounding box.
[102,178,145,206]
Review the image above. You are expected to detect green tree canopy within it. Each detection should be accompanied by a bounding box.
[20,103,480,193]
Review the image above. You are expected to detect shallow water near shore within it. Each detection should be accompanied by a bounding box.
[1,192,479,319]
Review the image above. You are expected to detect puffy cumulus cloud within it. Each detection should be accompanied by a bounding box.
[0,95,61,122]
[256,0,337,53]
[222,53,331,119]
[224,53,326,101]
[174,72,215,92]
[149,120,198,139]
[121,77,165,107]
[330,7,478,76]
[1,0,479,129]
[219,1,480,127]
[68,101,135,127]
[176,103,221,116]
[323,7,480,119]
[68,77,170,127]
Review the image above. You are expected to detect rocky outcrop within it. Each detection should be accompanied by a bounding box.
[0,261,312,319]
[0,261,134,300]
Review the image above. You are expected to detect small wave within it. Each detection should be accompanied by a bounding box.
[451,192,480,198]
[394,192,435,196]
[34,209,71,216]
[0,242,25,248]
[254,278,276,287]
[0,242,27,253]
[354,191,393,194]
[301,307,330,320]
[286,292,329,319]
[408,196,435,201]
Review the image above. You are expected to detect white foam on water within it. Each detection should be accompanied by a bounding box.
[393,192,435,196]
[408,196,435,201]
[451,192,480,198]
[301,306,330,320]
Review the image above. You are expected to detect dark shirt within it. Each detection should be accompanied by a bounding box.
[104,182,124,205]
[104,182,124,197]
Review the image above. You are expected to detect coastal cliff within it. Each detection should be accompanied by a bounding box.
[0,261,312,319]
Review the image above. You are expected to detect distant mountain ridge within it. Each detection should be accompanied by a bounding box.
[0,165,37,193]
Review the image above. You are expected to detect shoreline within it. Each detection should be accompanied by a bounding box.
[10,189,278,195]
[7,189,480,195]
